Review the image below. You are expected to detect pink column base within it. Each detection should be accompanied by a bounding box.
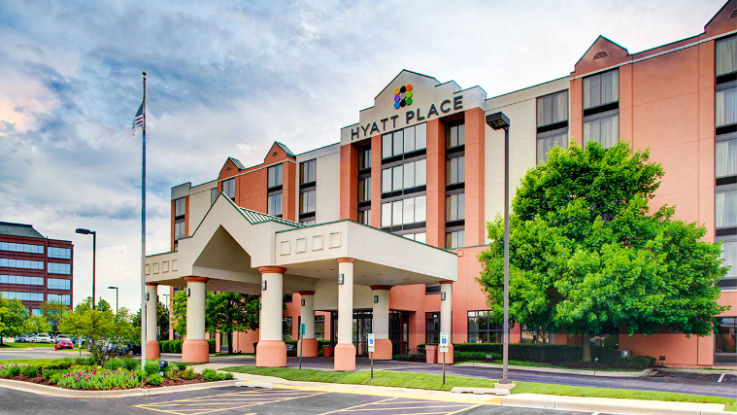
[296,338,318,357]
[373,339,393,360]
[256,340,287,367]
[334,343,356,371]
[182,339,210,363]
[146,340,160,360]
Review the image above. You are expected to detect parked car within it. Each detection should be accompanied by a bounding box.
[55,334,71,344]
[26,334,37,343]
[35,333,52,343]
[54,338,74,350]
[14,335,28,343]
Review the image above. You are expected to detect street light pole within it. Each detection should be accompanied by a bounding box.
[486,112,511,384]
[108,286,119,314]
[75,228,96,310]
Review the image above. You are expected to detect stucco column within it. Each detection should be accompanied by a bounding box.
[296,291,318,357]
[335,258,356,371]
[439,281,454,364]
[256,266,287,367]
[145,283,160,359]
[370,285,392,360]
[182,277,209,363]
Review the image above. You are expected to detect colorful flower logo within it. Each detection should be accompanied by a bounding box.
[393,84,413,109]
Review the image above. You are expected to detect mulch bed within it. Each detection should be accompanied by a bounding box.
[3,374,216,389]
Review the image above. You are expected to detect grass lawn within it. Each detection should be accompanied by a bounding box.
[0,342,55,348]
[221,366,736,412]
[457,360,644,372]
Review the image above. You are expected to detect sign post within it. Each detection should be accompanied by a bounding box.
[367,333,375,379]
[299,323,306,370]
[439,332,449,385]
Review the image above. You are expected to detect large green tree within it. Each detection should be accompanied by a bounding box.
[40,301,68,333]
[478,141,730,361]
[132,301,170,340]
[0,294,28,345]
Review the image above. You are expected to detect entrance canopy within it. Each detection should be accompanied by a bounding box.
[145,194,457,295]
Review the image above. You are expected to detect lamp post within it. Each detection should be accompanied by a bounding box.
[486,111,511,384]
[75,228,96,310]
[108,286,119,314]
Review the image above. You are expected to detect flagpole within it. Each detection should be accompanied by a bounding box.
[140,71,148,370]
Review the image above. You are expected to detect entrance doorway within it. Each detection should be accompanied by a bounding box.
[329,309,411,357]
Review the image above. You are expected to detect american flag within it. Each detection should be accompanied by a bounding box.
[132,101,145,133]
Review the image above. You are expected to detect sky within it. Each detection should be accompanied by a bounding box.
[0,0,727,312]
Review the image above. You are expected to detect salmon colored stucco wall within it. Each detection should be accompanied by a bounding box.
[370,135,382,228]
[282,161,296,221]
[464,108,486,247]
[340,144,358,220]
[426,118,445,246]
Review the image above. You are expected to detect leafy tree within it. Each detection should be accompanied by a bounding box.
[26,313,51,335]
[0,294,28,345]
[58,298,137,365]
[96,298,112,313]
[478,141,730,361]
[132,301,170,340]
[40,301,68,333]
[171,290,259,352]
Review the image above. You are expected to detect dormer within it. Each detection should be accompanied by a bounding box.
[572,36,629,77]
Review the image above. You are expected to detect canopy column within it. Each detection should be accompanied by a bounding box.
[145,282,160,359]
[256,266,287,367]
[334,258,356,371]
[182,276,209,363]
[297,291,318,357]
[371,285,392,360]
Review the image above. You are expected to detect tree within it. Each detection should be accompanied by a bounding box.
[0,294,28,345]
[171,290,259,352]
[132,301,170,340]
[26,313,51,335]
[478,141,730,361]
[40,301,68,333]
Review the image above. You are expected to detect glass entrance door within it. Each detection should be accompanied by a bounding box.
[353,311,372,356]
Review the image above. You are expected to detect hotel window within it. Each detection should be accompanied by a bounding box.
[268,164,283,217]
[48,247,71,259]
[300,159,316,185]
[315,315,325,340]
[446,121,465,249]
[282,316,293,340]
[358,177,371,203]
[174,197,186,241]
[48,262,71,274]
[401,231,426,244]
[718,237,736,290]
[583,69,619,149]
[300,160,317,224]
[381,160,426,194]
[48,278,71,290]
[210,188,218,205]
[714,317,737,364]
[467,310,502,343]
[537,90,569,164]
[47,294,71,305]
[381,195,426,229]
[357,208,371,226]
[425,312,440,344]
[0,258,44,270]
[445,230,465,250]
[0,242,44,254]
[446,156,465,186]
[299,189,316,215]
[0,274,44,286]
[716,185,737,230]
[357,145,372,224]
[1,291,44,302]
[382,124,426,160]
[222,178,235,199]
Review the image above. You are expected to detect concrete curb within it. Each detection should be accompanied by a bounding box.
[502,393,727,415]
[0,378,237,399]
[456,362,655,377]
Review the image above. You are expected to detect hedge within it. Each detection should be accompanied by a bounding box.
[158,339,215,354]
[452,343,621,364]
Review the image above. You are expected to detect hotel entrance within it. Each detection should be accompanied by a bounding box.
[330,310,410,357]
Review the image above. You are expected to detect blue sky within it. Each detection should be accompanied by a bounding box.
[0,0,726,311]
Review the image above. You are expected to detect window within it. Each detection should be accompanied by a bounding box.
[174,198,186,217]
[268,164,283,189]
[1,291,44,302]
[358,177,371,203]
[716,35,736,78]
[174,219,185,240]
[358,147,371,171]
[358,208,371,226]
[402,232,426,244]
[268,190,283,217]
[718,238,736,290]
[446,123,465,149]
[299,188,316,215]
[445,230,465,249]
[0,242,44,254]
[381,195,426,228]
[48,278,71,290]
[282,316,293,340]
[0,274,44,286]
[714,317,737,364]
[537,90,569,164]
[48,247,71,259]
[300,159,316,184]
[583,70,619,149]
[425,312,440,344]
[716,185,737,229]
[222,178,235,199]
[315,315,325,340]
[445,193,465,222]
[0,258,44,270]
[467,310,502,343]
[211,188,218,205]
[48,262,71,274]
[716,135,737,178]
[381,124,427,160]
[716,85,737,128]
[521,326,554,344]
[47,294,71,305]
[446,156,465,186]
[381,160,426,194]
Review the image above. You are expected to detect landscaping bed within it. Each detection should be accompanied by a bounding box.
[0,357,232,391]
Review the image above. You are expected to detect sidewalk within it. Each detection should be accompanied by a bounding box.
[193,362,729,415]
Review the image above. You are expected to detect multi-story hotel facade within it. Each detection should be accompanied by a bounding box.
[0,222,74,315]
[145,1,737,368]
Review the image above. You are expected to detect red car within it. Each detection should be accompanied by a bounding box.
[54,339,74,350]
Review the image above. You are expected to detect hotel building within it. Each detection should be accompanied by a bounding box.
[145,1,737,368]
[0,222,74,314]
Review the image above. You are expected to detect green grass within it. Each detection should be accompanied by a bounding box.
[221,366,736,412]
[0,358,74,365]
[457,360,643,372]
[0,342,55,348]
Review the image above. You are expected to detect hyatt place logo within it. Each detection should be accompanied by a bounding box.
[393,84,413,109]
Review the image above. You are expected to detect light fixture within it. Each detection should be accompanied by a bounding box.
[338,273,344,285]
[301,298,306,306]
[262,280,267,291]
[146,292,149,301]
[186,288,191,297]
[441,292,446,301]
[373,295,379,304]
[486,112,510,130]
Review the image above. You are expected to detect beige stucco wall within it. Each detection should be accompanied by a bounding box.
[295,144,341,224]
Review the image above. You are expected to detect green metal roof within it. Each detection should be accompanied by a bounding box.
[0,222,45,238]
[275,142,296,158]
[227,157,246,170]
[238,207,302,227]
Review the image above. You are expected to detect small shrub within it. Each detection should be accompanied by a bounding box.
[146,373,164,386]
[455,351,498,361]
[144,361,159,375]
[122,357,138,371]
[49,371,64,385]
[43,359,73,371]
[42,368,60,381]
[201,368,232,381]
[20,364,41,378]
[0,364,21,378]
[175,362,187,371]
[166,369,179,381]
[181,368,196,380]
[618,356,652,370]
[104,358,124,371]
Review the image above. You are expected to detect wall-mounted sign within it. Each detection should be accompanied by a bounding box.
[394,84,413,109]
